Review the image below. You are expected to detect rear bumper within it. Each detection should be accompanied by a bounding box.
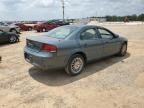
[24,47,67,70]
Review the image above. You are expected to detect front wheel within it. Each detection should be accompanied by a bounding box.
[118,43,127,56]
[37,30,40,32]
[9,36,17,43]
[65,54,85,76]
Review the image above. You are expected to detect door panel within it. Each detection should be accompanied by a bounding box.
[102,38,121,56]
[80,39,104,60]
[0,32,7,43]
[98,28,121,57]
[79,28,104,61]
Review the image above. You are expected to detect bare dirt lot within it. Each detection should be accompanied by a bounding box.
[0,24,144,108]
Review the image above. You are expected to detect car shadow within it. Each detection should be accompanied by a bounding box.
[29,53,130,86]
[0,41,20,47]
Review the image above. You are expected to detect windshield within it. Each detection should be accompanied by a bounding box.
[45,26,77,39]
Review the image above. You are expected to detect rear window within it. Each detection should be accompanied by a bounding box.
[45,26,77,39]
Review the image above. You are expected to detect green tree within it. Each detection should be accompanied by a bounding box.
[138,14,144,21]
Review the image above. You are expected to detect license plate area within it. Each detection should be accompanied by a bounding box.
[24,53,32,62]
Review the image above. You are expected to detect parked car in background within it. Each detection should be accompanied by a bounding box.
[15,23,33,31]
[24,25,128,76]
[33,21,60,32]
[0,30,20,44]
[0,22,20,34]
[53,20,70,26]
[33,20,69,32]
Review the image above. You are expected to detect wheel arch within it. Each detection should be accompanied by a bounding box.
[123,41,128,45]
[71,52,87,63]
[65,51,87,76]
[9,28,16,32]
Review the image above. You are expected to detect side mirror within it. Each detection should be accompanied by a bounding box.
[115,34,119,38]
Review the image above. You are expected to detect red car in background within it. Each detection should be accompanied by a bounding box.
[16,23,33,31]
[33,21,60,32]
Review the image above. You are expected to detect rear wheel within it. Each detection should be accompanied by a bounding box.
[42,28,46,32]
[37,30,40,32]
[65,54,85,76]
[118,43,127,56]
[28,27,32,31]
[9,36,17,43]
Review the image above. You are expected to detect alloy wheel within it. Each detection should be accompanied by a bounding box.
[10,36,17,43]
[70,57,84,74]
[121,44,127,55]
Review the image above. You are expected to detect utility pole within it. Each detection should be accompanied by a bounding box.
[61,0,65,21]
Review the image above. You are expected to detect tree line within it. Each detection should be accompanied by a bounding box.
[105,14,144,22]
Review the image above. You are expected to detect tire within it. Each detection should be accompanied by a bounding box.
[42,28,46,32]
[28,27,32,31]
[37,30,40,32]
[118,43,127,56]
[65,54,85,76]
[9,36,17,43]
[10,29,17,34]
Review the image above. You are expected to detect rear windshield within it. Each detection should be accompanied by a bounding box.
[45,26,77,39]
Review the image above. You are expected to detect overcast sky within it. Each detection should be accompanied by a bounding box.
[0,0,144,21]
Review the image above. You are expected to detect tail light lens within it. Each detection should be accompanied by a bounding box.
[41,44,57,53]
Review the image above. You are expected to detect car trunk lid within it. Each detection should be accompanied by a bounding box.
[26,36,61,52]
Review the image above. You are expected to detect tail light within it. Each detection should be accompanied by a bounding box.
[41,44,57,53]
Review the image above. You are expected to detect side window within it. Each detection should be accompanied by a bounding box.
[98,28,114,39]
[80,29,98,40]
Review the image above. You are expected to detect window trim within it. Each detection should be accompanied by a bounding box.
[97,27,116,39]
[80,28,100,40]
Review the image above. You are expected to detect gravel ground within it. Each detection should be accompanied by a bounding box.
[0,24,144,108]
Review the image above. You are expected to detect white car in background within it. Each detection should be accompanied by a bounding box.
[0,22,20,34]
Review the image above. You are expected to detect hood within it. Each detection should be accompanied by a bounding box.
[119,36,128,42]
[9,24,19,28]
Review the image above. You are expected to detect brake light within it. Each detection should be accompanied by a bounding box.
[42,44,57,53]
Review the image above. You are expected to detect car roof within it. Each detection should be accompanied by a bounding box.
[63,25,103,29]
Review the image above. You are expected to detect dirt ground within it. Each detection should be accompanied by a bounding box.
[0,24,144,108]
